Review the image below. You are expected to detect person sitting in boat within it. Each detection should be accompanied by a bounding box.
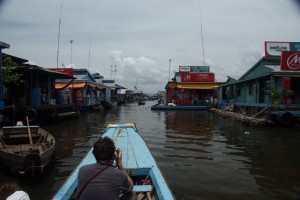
[77,137,134,200]
[0,182,30,200]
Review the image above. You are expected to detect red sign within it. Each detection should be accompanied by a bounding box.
[281,51,300,71]
[48,68,74,76]
[181,73,215,82]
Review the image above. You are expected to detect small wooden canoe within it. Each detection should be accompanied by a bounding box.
[0,124,55,175]
[52,123,175,200]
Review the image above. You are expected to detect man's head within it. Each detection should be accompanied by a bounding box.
[92,137,116,162]
[0,182,20,200]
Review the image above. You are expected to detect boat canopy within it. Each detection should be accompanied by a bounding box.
[55,82,105,89]
[177,83,221,89]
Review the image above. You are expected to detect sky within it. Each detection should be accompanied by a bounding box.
[1,0,300,94]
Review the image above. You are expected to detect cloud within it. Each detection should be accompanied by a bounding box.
[1,0,300,93]
[108,51,163,92]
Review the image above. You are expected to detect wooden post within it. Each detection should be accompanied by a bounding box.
[26,116,33,145]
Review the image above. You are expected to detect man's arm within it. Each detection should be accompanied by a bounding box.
[116,149,134,192]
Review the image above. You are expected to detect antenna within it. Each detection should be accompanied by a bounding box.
[57,1,63,68]
[110,65,113,79]
[88,35,92,69]
[168,59,173,81]
[114,65,117,81]
[70,40,74,67]
[198,0,206,66]
[88,27,93,69]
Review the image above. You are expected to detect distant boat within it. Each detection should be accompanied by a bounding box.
[52,123,175,200]
[0,123,55,175]
[151,104,209,110]
[101,100,117,108]
[138,99,145,105]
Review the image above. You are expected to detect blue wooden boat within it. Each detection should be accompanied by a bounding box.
[151,104,209,110]
[52,123,175,200]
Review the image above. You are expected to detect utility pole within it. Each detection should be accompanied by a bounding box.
[70,40,74,67]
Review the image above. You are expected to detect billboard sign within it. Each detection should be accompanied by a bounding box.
[265,41,290,56]
[291,42,300,52]
[181,73,215,82]
[179,66,191,72]
[191,66,210,72]
[281,51,300,71]
[48,68,74,76]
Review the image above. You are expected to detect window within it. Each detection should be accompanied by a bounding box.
[237,86,241,96]
[249,82,253,96]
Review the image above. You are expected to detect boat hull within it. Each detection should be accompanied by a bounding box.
[0,125,55,174]
[101,100,117,108]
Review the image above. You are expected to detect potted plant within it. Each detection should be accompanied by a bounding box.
[271,89,281,109]
[284,89,294,105]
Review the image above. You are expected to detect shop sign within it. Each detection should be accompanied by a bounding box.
[191,66,210,72]
[291,42,300,52]
[265,41,290,56]
[181,73,215,82]
[48,68,74,76]
[281,51,300,71]
[179,66,191,72]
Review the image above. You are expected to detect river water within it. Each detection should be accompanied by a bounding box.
[1,101,300,200]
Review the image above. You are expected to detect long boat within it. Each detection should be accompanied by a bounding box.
[52,123,175,200]
[151,104,209,110]
[101,100,117,109]
[0,123,55,175]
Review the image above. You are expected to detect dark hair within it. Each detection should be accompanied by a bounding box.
[92,137,115,162]
[0,182,20,200]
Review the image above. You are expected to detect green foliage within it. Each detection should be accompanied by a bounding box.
[284,89,294,98]
[271,89,281,102]
[2,56,24,85]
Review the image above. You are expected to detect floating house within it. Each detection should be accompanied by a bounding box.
[1,54,77,125]
[163,66,223,109]
[101,80,126,107]
[52,68,105,110]
[218,41,300,126]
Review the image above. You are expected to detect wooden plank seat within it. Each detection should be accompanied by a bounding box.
[2,126,39,137]
[133,185,153,192]
[3,144,44,154]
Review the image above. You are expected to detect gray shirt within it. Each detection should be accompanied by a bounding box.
[77,163,131,200]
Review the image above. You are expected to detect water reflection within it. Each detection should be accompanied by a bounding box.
[0,102,300,200]
[160,111,214,162]
[222,126,300,199]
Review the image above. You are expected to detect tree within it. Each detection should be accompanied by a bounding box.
[2,56,23,85]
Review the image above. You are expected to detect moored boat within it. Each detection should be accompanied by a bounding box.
[101,100,117,108]
[52,123,175,200]
[138,100,145,105]
[151,104,209,110]
[0,123,55,175]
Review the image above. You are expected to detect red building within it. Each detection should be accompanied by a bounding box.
[166,66,223,106]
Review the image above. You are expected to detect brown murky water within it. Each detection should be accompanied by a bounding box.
[1,101,300,200]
